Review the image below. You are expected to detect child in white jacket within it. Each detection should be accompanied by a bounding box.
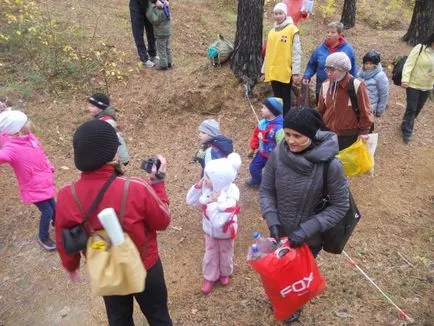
[186,153,241,294]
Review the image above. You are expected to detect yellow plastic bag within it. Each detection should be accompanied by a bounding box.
[336,139,373,177]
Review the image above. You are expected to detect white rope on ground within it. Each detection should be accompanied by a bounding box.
[243,84,260,122]
[342,250,414,323]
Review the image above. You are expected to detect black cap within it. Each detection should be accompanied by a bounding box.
[73,120,119,171]
[88,93,110,110]
[283,108,323,140]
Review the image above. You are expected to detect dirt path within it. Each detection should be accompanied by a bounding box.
[0,1,433,325]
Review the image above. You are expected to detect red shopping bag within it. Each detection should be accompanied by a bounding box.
[248,242,326,320]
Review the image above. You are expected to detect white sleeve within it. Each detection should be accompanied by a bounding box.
[292,33,302,75]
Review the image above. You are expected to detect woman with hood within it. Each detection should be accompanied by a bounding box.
[260,108,349,324]
[302,21,358,103]
[263,2,302,116]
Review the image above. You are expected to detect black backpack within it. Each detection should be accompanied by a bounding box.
[392,45,424,86]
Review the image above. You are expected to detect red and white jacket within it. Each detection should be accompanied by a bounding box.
[186,183,240,240]
[55,165,171,271]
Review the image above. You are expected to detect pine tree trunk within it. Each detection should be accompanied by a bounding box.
[341,0,357,29]
[230,0,264,90]
[402,0,434,46]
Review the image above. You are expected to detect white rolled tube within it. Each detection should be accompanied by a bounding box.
[97,208,125,245]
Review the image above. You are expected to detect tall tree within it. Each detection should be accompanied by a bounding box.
[230,0,264,92]
[402,0,434,46]
[341,0,357,29]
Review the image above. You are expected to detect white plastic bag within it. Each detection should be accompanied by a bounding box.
[366,133,378,176]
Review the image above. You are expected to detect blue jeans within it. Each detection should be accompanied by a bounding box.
[249,153,268,185]
[34,198,56,241]
[402,87,430,139]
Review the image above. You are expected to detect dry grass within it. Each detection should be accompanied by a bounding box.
[0,0,433,325]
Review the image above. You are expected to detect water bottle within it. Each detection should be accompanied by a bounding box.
[252,231,276,254]
[250,244,262,260]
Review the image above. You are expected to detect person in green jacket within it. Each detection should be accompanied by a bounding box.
[401,33,434,143]
[146,0,172,71]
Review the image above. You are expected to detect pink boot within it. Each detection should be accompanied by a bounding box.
[201,279,214,294]
[219,276,230,286]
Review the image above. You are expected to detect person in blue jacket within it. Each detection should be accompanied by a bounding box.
[357,50,389,117]
[302,21,358,103]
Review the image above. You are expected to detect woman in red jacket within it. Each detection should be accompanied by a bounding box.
[55,119,172,326]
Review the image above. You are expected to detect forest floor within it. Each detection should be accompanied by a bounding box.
[0,0,433,325]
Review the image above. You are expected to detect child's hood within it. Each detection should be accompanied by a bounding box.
[258,115,283,130]
[204,153,241,192]
[95,105,117,120]
[209,135,233,156]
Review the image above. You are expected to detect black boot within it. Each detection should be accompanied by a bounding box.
[284,309,302,324]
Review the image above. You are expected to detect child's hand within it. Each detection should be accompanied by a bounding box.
[247,148,255,158]
[155,0,164,8]
[210,192,220,202]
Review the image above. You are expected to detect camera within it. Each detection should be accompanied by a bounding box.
[141,157,165,180]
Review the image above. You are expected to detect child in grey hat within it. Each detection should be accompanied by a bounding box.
[194,119,233,176]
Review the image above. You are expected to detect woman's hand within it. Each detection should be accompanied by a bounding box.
[269,225,281,244]
[149,154,166,181]
[302,78,310,85]
[288,228,306,248]
[67,270,80,282]
[401,82,409,89]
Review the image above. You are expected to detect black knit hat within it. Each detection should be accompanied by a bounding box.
[73,120,119,172]
[88,93,110,110]
[283,108,323,140]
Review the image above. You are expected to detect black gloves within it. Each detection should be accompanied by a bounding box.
[288,228,306,248]
[269,225,281,244]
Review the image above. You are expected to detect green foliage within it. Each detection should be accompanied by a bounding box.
[358,0,413,29]
[0,0,128,98]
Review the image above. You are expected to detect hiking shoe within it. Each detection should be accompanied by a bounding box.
[219,276,230,286]
[168,63,172,69]
[284,309,302,324]
[38,237,56,251]
[153,65,168,71]
[142,60,155,68]
[200,280,214,294]
[403,136,411,144]
[150,56,160,63]
[245,179,260,188]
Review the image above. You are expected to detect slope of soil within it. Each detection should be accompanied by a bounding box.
[0,0,433,325]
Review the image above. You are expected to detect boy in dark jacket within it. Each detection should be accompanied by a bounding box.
[146,0,172,71]
[246,97,284,187]
[194,119,233,177]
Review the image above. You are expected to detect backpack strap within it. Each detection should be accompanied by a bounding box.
[70,172,117,233]
[119,178,130,226]
[321,161,330,198]
[347,77,361,122]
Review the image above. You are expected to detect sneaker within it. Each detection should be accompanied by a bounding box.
[403,136,411,144]
[142,60,155,68]
[153,65,168,71]
[200,279,214,294]
[38,237,56,251]
[150,56,160,63]
[245,179,260,188]
[219,276,230,286]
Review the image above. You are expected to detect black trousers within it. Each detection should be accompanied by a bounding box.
[337,135,358,151]
[103,259,172,326]
[271,80,292,117]
[129,0,156,62]
[402,87,430,139]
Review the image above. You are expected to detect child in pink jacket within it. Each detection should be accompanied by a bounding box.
[186,153,241,294]
[0,110,56,251]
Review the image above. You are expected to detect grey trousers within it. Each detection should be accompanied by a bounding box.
[156,37,172,68]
